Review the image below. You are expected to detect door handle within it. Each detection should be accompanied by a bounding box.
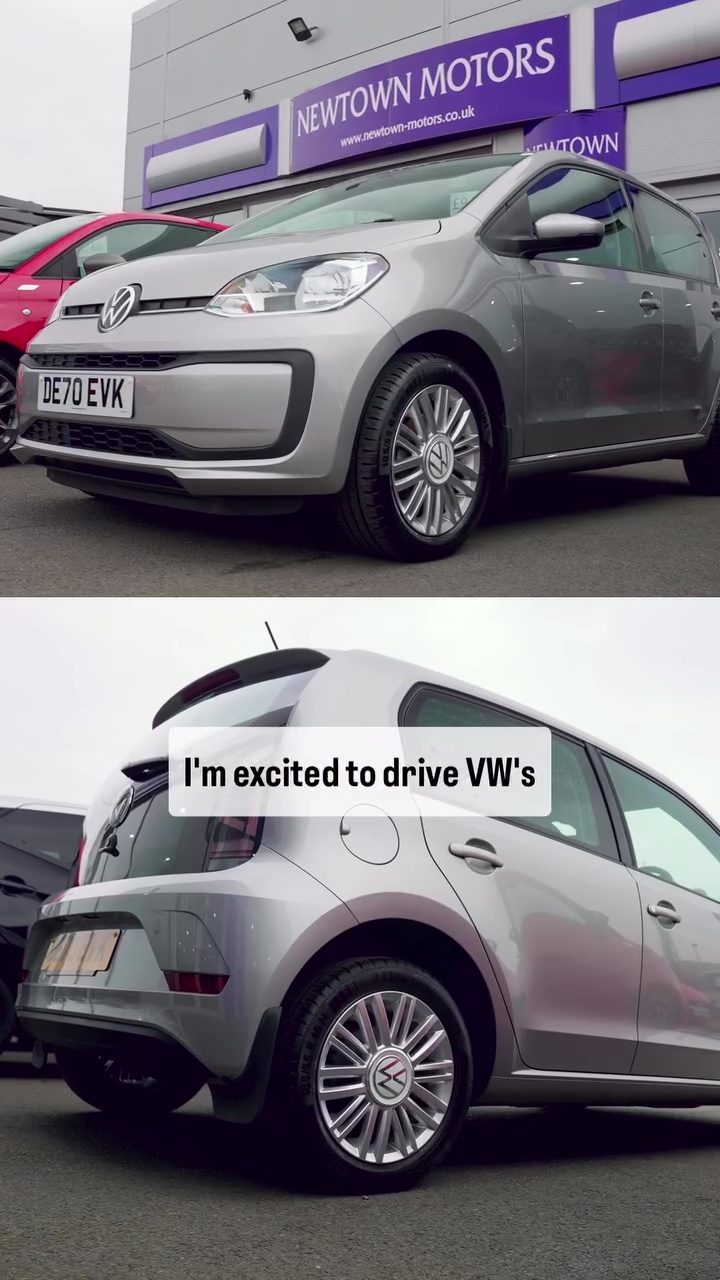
[0,877,40,897]
[639,292,661,312]
[711,301,720,320]
[449,841,504,869]
[648,901,681,925]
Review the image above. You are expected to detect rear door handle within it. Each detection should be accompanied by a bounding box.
[648,901,681,925]
[449,841,504,869]
[639,292,661,312]
[711,301,720,320]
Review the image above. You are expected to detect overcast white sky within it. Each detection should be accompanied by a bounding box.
[3,0,144,209]
[1,598,718,821]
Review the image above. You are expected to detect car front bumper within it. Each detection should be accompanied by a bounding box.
[13,300,399,498]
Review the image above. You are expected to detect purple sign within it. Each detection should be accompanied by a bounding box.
[524,108,626,169]
[595,0,720,108]
[291,16,570,174]
[143,105,279,210]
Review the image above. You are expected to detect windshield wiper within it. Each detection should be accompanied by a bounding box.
[369,218,397,223]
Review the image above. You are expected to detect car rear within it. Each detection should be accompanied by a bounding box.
[15,649,356,1110]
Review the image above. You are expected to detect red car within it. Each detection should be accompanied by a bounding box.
[0,211,225,460]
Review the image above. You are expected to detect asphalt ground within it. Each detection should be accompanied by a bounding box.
[2,1054,720,1280]
[1,459,718,596]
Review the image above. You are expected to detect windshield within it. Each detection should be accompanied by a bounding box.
[0,214,100,271]
[210,155,523,241]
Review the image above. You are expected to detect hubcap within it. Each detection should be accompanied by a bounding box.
[0,374,16,430]
[390,384,482,538]
[316,990,455,1165]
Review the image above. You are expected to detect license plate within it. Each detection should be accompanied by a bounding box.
[38,372,134,418]
[40,929,121,976]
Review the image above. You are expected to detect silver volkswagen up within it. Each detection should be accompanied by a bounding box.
[16,647,720,1192]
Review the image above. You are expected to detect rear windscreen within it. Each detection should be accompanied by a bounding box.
[80,669,316,885]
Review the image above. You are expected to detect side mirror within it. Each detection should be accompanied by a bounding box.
[524,213,605,258]
[82,253,127,276]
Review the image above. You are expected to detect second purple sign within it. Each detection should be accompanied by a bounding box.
[290,16,571,175]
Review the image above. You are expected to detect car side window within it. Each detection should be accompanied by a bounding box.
[526,166,640,270]
[629,189,716,283]
[0,809,83,870]
[603,755,720,901]
[402,688,617,857]
[63,221,216,280]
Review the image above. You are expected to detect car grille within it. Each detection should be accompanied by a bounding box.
[64,296,212,318]
[22,419,181,460]
[29,352,181,371]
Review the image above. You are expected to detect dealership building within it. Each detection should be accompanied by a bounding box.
[124,0,720,244]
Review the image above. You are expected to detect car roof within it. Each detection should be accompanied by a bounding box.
[0,796,86,815]
[91,211,222,230]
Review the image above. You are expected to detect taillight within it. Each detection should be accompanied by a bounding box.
[73,836,86,886]
[163,972,229,994]
[205,816,262,871]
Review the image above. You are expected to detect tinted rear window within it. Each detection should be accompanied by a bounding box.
[80,668,317,885]
[0,808,84,869]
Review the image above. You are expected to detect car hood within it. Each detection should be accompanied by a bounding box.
[58,220,442,305]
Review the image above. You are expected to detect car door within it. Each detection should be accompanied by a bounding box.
[502,165,665,454]
[401,686,644,1074]
[602,755,720,1081]
[627,187,720,437]
[0,806,81,937]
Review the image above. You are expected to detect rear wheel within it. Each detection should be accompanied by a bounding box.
[54,1047,206,1116]
[0,353,18,465]
[684,401,720,494]
[269,958,473,1192]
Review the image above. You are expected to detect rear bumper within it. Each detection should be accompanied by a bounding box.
[18,1005,282,1124]
[14,850,355,1081]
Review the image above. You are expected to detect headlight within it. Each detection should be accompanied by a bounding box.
[206,254,388,318]
[46,294,66,325]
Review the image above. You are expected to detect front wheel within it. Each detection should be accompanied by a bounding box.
[54,1047,206,1116]
[335,354,493,561]
[270,958,473,1192]
[0,978,16,1054]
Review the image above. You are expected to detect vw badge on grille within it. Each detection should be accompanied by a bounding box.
[98,285,140,333]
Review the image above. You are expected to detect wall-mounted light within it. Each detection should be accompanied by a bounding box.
[288,16,318,42]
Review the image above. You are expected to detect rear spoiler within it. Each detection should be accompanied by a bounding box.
[151,648,330,729]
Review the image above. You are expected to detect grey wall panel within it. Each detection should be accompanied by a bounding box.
[123,196,146,211]
[124,125,163,201]
[127,57,166,133]
[131,10,169,68]
[164,0,443,120]
[168,0,286,48]
[627,86,720,183]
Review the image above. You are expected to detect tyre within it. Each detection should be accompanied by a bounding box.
[54,1047,206,1116]
[0,977,16,1054]
[269,958,473,1193]
[0,353,18,466]
[335,354,493,561]
[684,400,720,494]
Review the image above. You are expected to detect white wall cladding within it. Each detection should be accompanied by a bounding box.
[627,85,720,185]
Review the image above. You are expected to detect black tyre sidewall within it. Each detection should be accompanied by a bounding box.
[0,977,17,1053]
[339,354,494,561]
[281,959,473,1191]
[0,352,19,464]
[684,402,720,494]
[55,1046,204,1116]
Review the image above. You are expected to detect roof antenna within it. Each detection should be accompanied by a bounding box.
[265,620,279,651]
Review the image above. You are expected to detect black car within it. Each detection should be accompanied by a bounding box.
[0,798,85,1054]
